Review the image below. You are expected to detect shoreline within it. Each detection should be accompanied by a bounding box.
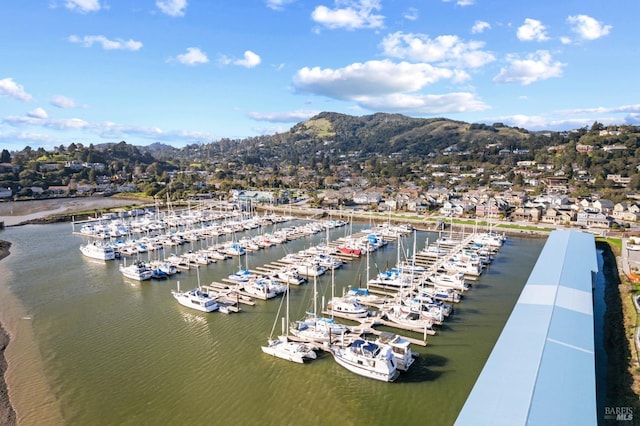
[0,240,16,426]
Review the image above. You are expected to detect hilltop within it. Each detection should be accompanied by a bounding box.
[1,112,639,203]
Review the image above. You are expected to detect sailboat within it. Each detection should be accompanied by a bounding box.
[261,283,317,363]
[326,261,370,318]
[290,275,352,345]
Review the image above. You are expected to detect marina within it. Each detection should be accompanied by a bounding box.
[75,209,514,361]
[0,217,547,425]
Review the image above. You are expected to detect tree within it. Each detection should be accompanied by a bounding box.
[0,149,10,163]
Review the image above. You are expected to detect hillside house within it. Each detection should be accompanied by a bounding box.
[541,208,575,225]
[439,201,470,217]
[353,191,382,205]
[591,199,615,214]
[613,203,640,222]
[576,211,612,229]
[475,198,508,218]
[511,206,542,222]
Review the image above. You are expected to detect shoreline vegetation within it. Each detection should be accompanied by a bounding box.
[0,198,638,423]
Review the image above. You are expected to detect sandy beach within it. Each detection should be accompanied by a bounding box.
[0,197,146,425]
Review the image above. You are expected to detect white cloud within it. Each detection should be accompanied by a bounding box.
[560,36,572,45]
[567,14,611,40]
[492,114,624,131]
[27,108,48,119]
[248,110,319,122]
[517,18,549,42]
[64,0,101,13]
[0,78,32,101]
[220,51,262,68]
[471,21,490,34]
[156,0,187,17]
[235,51,262,68]
[68,35,143,51]
[488,103,640,131]
[493,50,565,85]
[311,0,384,30]
[265,0,295,11]
[442,0,475,6]
[0,131,62,148]
[557,104,640,115]
[175,47,209,65]
[292,59,488,114]
[4,115,89,130]
[403,7,418,21]
[380,32,495,69]
[294,60,463,99]
[51,95,78,109]
[357,92,488,114]
[2,112,216,145]
[492,114,548,129]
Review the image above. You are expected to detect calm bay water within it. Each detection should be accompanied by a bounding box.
[0,221,546,425]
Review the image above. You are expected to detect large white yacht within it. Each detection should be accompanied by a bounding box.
[330,338,399,382]
[171,284,220,313]
[119,260,153,281]
[79,241,116,261]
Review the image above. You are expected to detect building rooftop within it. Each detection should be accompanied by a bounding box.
[455,229,598,426]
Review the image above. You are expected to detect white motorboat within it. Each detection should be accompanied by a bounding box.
[327,295,369,318]
[261,335,317,364]
[79,241,116,261]
[330,338,399,382]
[416,285,462,303]
[381,304,435,333]
[119,260,153,281]
[273,267,306,285]
[242,278,278,300]
[294,261,327,277]
[375,332,416,372]
[148,260,178,276]
[425,271,469,291]
[171,282,219,313]
[396,297,445,324]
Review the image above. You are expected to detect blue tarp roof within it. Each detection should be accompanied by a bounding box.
[455,230,597,426]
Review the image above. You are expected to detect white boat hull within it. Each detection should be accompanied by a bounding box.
[261,338,317,364]
[172,289,219,312]
[330,340,398,382]
[80,243,116,261]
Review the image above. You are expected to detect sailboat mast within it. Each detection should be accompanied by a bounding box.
[285,283,290,335]
[313,274,317,319]
[412,230,417,269]
[366,241,370,288]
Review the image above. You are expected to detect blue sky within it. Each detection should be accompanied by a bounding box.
[0,0,637,151]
